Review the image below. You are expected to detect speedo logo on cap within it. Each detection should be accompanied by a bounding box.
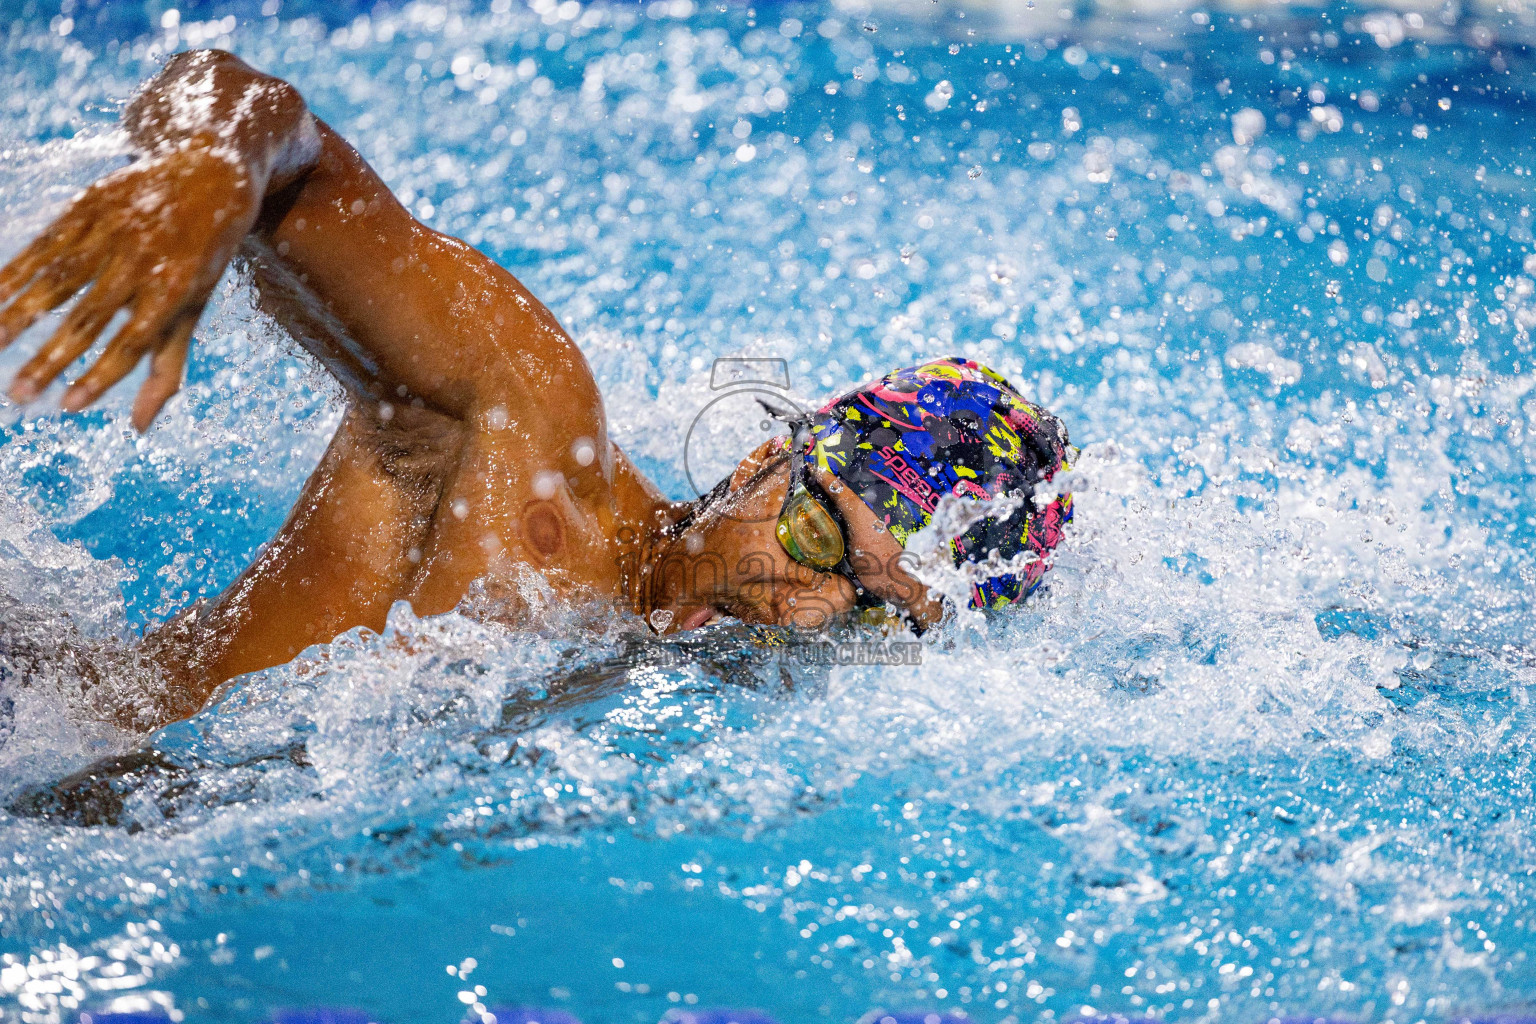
[878,446,941,512]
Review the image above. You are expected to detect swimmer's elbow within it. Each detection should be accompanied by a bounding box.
[126,49,317,193]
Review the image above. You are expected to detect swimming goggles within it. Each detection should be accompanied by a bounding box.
[769,409,890,616]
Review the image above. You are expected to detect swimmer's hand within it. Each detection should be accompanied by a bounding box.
[2,49,589,442]
[0,147,261,430]
[0,49,317,431]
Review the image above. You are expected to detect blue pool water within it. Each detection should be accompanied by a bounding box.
[3,0,1536,1021]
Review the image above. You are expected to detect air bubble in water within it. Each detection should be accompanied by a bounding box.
[649,608,674,631]
[1231,107,1266,146]
[1105,226,1118,240]
[862,20,877,32]
[949,43,961,54]
[842,191,858,205]
[968,165,982,179]
[900,245,916,263]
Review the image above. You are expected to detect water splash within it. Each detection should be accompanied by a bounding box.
[2,0,1536,1021]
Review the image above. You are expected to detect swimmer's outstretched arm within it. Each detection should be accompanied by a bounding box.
[0,49,592,429]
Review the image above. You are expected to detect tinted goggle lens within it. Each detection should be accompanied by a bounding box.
[775,485,845,570]
[774,475,921,634]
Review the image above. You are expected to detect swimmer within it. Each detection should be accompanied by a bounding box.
[0,50,1073,727]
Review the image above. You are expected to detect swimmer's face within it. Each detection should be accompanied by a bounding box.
[653,440,946,633]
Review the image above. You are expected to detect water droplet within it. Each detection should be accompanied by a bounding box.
[649,608,674,631]
[873,520,887,533]
[968,165,982,179]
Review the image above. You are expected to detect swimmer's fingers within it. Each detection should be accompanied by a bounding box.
[59,237,227,426]
[129,315,195,432]
[0,205,95,313]
[59,286,197,423]
[9,272,136,403]
[0,236,54,309]
[0,241,109,360]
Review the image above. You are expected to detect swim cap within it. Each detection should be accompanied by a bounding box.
[806,357,1073,610]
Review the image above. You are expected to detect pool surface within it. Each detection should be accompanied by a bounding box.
[3,0,1536,1021]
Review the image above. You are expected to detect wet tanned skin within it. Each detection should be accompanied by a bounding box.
[0,50,938,727]
[649,439,945,633]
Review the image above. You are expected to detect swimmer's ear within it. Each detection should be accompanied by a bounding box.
[729,437,790,490]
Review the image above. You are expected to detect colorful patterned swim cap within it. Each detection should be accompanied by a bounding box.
[806,357,1073,610]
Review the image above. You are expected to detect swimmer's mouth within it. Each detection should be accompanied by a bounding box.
[679,605,727,632]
